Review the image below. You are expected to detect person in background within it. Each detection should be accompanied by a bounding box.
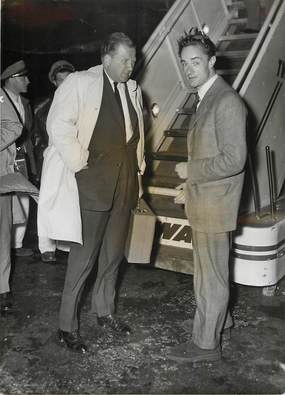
[0,61,26,314]
[168,28,247,363]
[1,60,36,258]
[38,32,145,353]
[33,60,75,179]
[34,60,75,264]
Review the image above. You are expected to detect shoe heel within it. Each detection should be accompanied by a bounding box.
[57,330,64,343]
[57,329,87,354]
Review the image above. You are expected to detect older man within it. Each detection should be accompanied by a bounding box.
[38,32,145,353]
[34,60,75,178]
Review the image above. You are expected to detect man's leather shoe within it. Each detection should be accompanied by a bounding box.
[41,251,57,263]
[97,314,132,335]
[57,329,87,353]
[167,341,221,363]
[1,292,13,315]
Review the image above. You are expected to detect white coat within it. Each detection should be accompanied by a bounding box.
[38,65,145,244]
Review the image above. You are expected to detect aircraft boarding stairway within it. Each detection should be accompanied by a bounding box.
[136,0,285,286]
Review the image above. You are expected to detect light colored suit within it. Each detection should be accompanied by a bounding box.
[184,76,247,349]
[185,76,247,232]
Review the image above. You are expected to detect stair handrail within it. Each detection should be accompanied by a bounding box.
[136,0,191,75]
[233,0,283,93]
[235,0,285,212]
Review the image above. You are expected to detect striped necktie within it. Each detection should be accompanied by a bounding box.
[192,92,200,113]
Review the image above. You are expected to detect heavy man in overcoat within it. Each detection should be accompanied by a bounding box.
[169,29,247,363]
[38,32,145,353]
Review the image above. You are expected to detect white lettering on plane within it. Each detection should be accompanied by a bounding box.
[157,216,192,249]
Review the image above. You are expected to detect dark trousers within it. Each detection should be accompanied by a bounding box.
[59,203,131,332]
[191,230,232,349]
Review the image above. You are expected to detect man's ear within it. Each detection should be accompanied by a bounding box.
[209,56,216,68]
[103,54,111,68]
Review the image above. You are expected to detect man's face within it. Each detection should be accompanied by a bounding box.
[54,71,71,87]
[104,43,136,83]
[10,75,30,94]
[180,44,216,90]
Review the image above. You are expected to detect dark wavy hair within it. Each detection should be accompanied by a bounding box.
[101,32,135,59]
[178,27,216,58]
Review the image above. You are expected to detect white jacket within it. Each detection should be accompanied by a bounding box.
[38,65,145,244]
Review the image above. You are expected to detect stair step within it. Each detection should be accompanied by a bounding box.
[153,245,193,275]
[217,68,240,75]
[228,1,246,9]
[145,194,187,219]
[144,175,180,189]
[148,152,188,162]
[229,17,248,25]
[164,129,188,137]
[219,33,258,41]
[216,49,249,58]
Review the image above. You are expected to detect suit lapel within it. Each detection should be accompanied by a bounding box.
[187,76,224,150]
[189,77,224,130]
[104,73,125,130]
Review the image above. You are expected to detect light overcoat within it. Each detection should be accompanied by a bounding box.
[0,87,25,224]
[38,65,145,243]
[0,88,23,177]
[185,76,247,233]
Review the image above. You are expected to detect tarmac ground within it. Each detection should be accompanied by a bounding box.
[1,213,285,394]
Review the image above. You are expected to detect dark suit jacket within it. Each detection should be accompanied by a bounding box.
[21,96,37,176]
[75,73,139,211]
[185,76,247,233]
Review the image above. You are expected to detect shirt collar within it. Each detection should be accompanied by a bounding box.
[104,70,122,91]
[197,74,218,102]
[104,70,128,92]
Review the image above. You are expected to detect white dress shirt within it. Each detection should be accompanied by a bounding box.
[105,72,133,142]
[197,74,218,109]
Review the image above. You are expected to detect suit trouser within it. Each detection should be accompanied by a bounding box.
[0,195,12,294]
[59,204,131,332]
[191,230,231,349]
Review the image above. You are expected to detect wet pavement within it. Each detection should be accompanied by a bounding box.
[1,235,285,394]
